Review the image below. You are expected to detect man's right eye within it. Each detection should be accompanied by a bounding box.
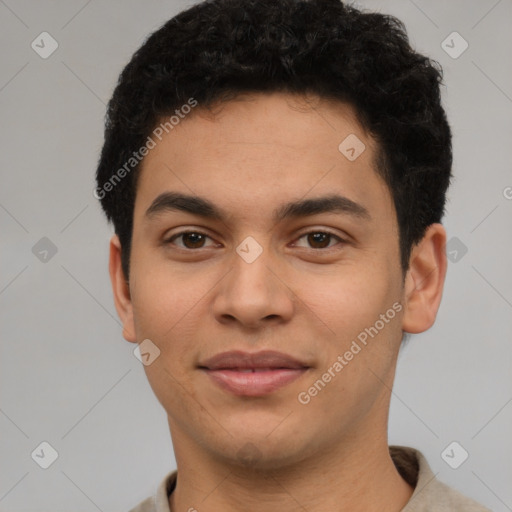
[165,231,218,249]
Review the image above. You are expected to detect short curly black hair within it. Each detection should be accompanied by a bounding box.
[95,0,452,279]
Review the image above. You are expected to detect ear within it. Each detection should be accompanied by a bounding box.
[402,223,447,334]
[109,235,137,343]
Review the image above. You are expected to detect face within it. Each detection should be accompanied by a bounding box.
[111,92,445,470]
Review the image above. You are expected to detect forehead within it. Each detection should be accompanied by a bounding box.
[134,92,394,226]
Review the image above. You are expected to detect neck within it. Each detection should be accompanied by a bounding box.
[168,426,413,512]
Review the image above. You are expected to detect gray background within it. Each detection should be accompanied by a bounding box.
[1,0,511,510]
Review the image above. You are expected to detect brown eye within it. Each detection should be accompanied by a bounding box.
[307,232,332,249]
[293,231,343,250]
[182,233,206,248]
[168,231,214,249]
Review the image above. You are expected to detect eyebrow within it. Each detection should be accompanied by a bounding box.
[145,191,371,223]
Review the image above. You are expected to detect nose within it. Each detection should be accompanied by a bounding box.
[211,244,295,330]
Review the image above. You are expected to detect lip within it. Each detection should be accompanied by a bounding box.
[199,350,310,397]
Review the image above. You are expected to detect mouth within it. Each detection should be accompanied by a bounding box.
[198,350,310,397]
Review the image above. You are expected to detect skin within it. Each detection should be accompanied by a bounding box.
[109,92,447,512]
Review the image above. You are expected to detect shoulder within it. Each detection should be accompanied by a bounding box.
[424,478,492,512]
[127,471,177,512]
[127,495,155,512]
[390,445,491,512]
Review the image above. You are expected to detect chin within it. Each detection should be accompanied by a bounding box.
[209,431,315,472]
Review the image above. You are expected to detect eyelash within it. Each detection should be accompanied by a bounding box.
[164,229,346,251]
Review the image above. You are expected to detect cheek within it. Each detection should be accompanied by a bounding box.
[293,263,399,339]
[297,277,402,429]
[130,248,194,326]
[129,269,207,414]
[129,261,217,366]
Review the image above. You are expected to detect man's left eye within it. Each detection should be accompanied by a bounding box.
[293,231,344,250]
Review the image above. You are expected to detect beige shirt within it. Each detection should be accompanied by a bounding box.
[128,446,490,512]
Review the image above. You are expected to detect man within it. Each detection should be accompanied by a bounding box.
[95,0,490,510]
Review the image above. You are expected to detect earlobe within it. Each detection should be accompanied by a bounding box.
[109,235,137,343]
[401,223,447,334]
